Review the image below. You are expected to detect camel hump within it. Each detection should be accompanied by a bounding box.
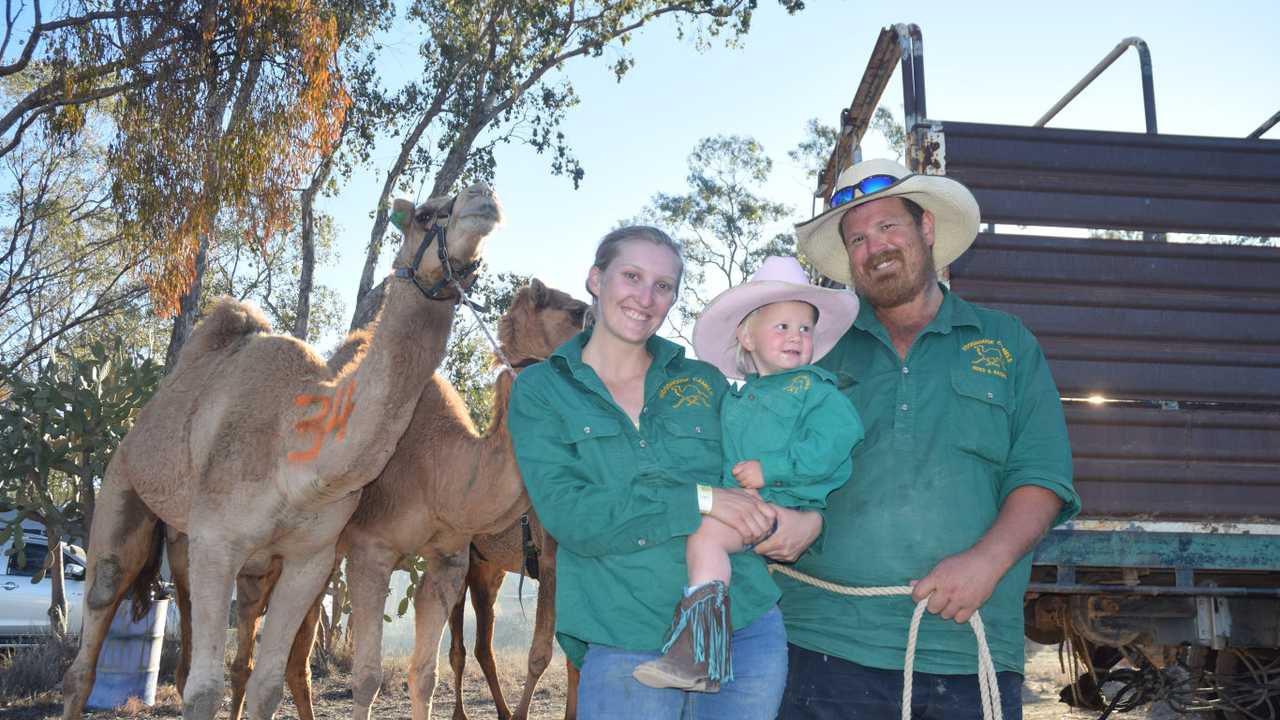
[186,297,273,356]
[327,328,372,374]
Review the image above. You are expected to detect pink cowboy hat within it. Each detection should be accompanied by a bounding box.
[693,256,859,379]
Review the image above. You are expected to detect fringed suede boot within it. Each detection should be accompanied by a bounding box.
[632,580,733,692]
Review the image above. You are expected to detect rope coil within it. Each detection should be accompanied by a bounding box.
[769,564,1003,720]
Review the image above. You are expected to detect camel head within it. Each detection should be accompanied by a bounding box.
[498,279,588,366]
[389,183,502,297]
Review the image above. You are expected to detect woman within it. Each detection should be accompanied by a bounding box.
[509,226,821,718]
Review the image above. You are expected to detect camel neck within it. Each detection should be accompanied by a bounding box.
[298,278,457,505]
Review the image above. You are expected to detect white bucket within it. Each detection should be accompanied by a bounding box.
[85,597,169,709]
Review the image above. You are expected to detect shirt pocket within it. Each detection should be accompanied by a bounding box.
[660,414,723,480]
[949,369,1013,465]
[562,412,628,476]
[756,390,803,450]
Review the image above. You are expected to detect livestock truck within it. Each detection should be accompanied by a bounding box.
[817,24,1280,718]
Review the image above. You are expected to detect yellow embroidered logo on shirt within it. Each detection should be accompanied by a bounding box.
[962,339,1013,379]
[659,377,714,409]
[784,374,811,394]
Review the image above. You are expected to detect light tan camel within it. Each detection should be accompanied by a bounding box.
[60,184,502,720]
[214,278,586,720]
[447,512,580,720]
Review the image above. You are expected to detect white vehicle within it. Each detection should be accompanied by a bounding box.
[1,525,86,647]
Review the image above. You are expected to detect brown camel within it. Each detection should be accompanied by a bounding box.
[447,512,580,720]
[61,184,501,720]
[214,278,586,720]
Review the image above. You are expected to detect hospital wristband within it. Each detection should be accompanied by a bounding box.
[696,484,714,515]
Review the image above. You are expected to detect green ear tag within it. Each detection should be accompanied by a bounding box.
[389,209,408,231]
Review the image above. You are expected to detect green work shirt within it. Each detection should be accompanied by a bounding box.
[777,287,1080,675]
[721,365,864,509]
[509,330,780,669]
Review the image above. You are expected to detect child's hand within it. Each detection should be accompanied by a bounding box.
[732,460,764,489]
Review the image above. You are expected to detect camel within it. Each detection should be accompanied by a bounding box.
[447,512,580,720]
[60,184,502,720]
[212,278,587,720]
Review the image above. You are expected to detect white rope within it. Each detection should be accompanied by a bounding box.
[769,564,1003,720]
[451,279,515,376]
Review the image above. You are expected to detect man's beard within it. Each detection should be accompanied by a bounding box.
[853,245,936,309]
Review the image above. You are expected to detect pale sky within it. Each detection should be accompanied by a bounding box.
[316,0,1280,341]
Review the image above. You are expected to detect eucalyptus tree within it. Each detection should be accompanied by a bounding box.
[351,0,807,327]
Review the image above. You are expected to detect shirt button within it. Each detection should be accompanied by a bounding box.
[583,426,591,434]
[638,440,647,448]
[987,392,994,400]
[694,426,702,433]
[902,366,910,374]
[637,538,647,546]
[900,403,909,411]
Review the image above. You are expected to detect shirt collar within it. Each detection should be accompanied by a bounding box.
[549,328,687,377]
[742,364,838,386]
[852,283,983,338]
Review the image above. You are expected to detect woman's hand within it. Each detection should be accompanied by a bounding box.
[753,506,822,562]
[708,487,777,545]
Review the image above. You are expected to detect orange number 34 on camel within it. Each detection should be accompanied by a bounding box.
[288,380,357,462]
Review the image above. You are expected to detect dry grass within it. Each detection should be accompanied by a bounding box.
[0,634,78,701]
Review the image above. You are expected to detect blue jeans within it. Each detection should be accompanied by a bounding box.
[577,607,787,719]
[778,644,1023,720]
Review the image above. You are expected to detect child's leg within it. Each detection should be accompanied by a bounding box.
[687,516,746,589]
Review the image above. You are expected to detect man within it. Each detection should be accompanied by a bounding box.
[770,158,1080,719]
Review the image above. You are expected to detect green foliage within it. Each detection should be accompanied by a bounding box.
[789,117,840,179]
[0,342,163,562]
[871,106,907,161]
[640,134,793,339]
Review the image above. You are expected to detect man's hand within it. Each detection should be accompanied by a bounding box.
[753,506,822,562]
[731,460,764,489]
[910,546,1005,624]
[709,487,776,545]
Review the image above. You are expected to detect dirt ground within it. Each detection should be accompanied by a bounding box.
[5,641,1196,719]
[4,574,1197,718]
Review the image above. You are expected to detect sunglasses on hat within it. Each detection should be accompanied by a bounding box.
[829,174,898,209]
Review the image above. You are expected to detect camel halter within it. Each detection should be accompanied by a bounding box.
[767,564,1004,720]
[394,203,483,305]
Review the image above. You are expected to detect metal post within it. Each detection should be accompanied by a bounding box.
[1035,37,1157,134]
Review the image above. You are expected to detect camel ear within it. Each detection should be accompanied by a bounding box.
[529,278,548,306]
[389,199,415,233]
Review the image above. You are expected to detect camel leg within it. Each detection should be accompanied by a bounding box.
[180,538,241,720]
[167,532,193,699]
[471,562,512,720]
[241,549,335,720]
[229,562,280,720]
[515,545,557,720]
[448,581,470,720]
[61,484,160,720]
[565,660,580,720]
[347,547,397,720]
[285,593,325,720]
[409,548,471,720]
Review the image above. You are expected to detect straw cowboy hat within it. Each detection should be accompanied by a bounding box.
[795,159,981,287]
[693,256,859,379]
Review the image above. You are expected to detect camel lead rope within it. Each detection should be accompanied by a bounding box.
[768,564,1003,720]
[451,278,516,374]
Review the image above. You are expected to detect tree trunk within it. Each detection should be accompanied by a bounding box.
[48,535,68,638]
[351,101,449,329]
[293,119,345,340]
[78,449,94,542]
[164,234,209,369]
